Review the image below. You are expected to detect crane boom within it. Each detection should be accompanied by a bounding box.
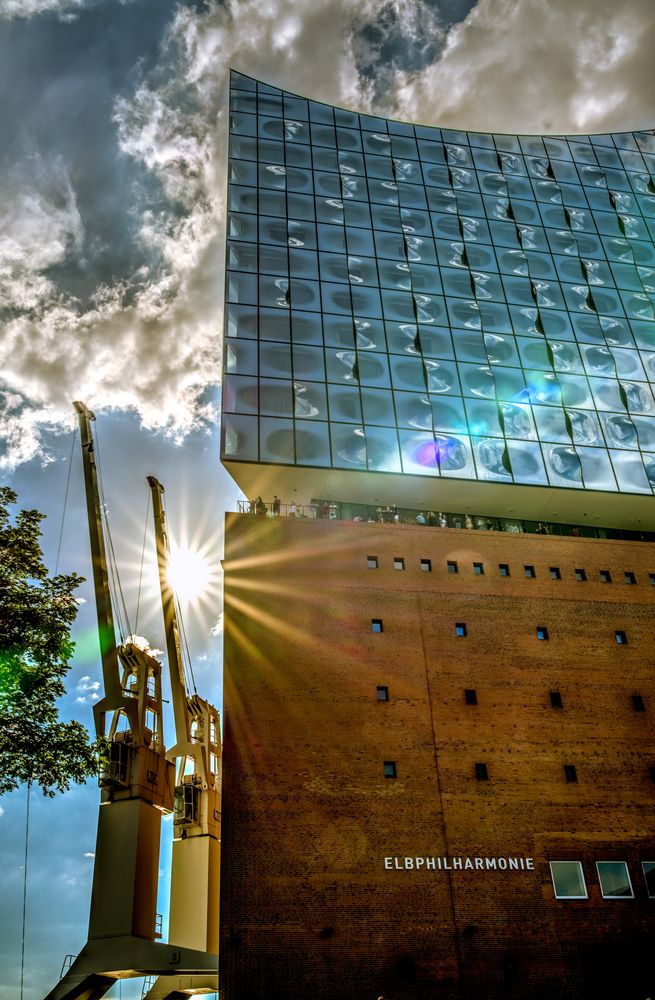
[73,401,124,734]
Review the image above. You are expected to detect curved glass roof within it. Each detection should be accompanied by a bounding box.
[221,71,655,522]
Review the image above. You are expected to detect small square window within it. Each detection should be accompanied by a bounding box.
[498,563,510,577]
[393,557,405,570]
[455,622,467,637]
[464,688,478,705]
[475,762,488,781]
[596,861,633,899]
[367,556,378,569]
[575,568,587,581]
[376,685,389,702]
[649,573,655,586]
[632,694,645,712]
[550,566,561,580]
[473,562,484,575]
[536,626,549,641]
[615,630,627,645]
[651,766,655,785]
[550,860,587,899]
[371,619,383,633]
[564,764,577,783]
[624,571,637,584]
[600,569,612,583]
[383,760,397,778]
[447,560,458,574]
[420,559,432,572]
[524,565,536,578]
[550,690,563,709]
[642,861,655,898]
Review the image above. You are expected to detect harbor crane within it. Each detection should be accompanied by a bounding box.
[43,403,218,1000]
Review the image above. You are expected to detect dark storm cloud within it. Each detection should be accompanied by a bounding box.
[0,0,182,305]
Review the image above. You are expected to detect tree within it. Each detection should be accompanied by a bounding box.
[0,486,100,796]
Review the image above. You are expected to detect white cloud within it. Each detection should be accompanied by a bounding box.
[2,0,654,467]
[0,0,92,20]
[396,0,655,134]
[76,676,100,692]
[210,612,223,638]
[83,851,95,858]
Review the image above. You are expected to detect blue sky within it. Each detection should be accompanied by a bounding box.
[1,0,654,996]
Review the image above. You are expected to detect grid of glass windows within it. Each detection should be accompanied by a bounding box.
[223,72,655,496]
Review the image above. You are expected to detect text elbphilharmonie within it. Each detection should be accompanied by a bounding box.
[384,856,535,872]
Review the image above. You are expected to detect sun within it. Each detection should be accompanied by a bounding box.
[167,545,213,604]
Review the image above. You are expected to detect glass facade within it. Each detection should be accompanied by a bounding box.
[222,71,655,496]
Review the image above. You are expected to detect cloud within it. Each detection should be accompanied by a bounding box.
[76,675,100,692]
[0,0,93,19]
[395,0,655,133]
[2,0,654,468]
[210,612,223,637]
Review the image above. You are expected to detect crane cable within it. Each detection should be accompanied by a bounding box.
[134,489,151,636]
[93,423,132,642]
[54,422,78,576]
[19,781,31,1000]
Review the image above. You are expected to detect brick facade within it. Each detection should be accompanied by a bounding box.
[221,514,655,1000]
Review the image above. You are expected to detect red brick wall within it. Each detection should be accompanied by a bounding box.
[221,515,655,1000]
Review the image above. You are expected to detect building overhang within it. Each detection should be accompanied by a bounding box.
[223,459,655,531]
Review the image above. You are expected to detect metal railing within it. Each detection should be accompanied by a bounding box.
[236,499,655,542]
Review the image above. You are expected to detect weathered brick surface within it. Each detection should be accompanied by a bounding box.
[221,515,655,1000]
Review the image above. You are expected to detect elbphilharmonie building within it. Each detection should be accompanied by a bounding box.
[219,72,655,1000]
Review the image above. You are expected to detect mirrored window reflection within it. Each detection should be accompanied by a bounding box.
[596,861,634,899]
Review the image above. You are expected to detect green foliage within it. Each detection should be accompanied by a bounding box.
[0,486,101,796]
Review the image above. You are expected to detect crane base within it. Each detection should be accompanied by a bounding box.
[43,935,217,1000]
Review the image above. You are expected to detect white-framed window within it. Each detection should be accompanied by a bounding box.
[549,861,587,899]
[642,861,655,898]
[596,861,634,899]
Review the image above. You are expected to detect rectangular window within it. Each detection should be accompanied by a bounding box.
[371,619,383,633]
[394,557,405,570]
[447,560,458,573]
[376,685,389,702]
[473,562,484,575]
[596,861,634,899]
[600,569,612,583]
[550,860,587,899]
[649,573,655,586]
[455,622,467,637]
[498,563,510,577]
[475,762,488,781]
[575,568,587,581]
[642,862,655,898]
[550,690,563,709]
[550,566,561,579]
[367,556,378,569]
[465,688,478,705]
[383,760,397,778]
[624,571,637,584]
[536,626,549,641]
[524,565,536,578]
[650,766,655,785]
[564,764,578,783]
[615,630,627,644]
[420,559,432,572]
[632,694,646,712]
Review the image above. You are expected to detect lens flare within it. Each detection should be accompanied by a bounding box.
[167,546,212,604]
